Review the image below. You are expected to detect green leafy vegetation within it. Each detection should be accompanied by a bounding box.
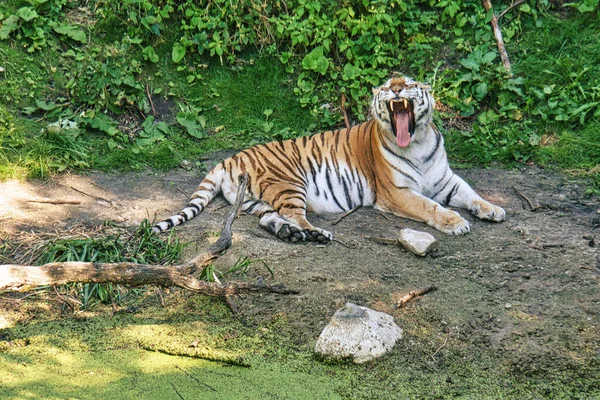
[0,0,598,181]
[33,220,186,309]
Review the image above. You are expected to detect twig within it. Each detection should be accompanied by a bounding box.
[171,383,185,400]
[25,199,81,205]
[156,287,165,307]
[175,365,218,392]
[177,187,191,200]
[378,213,393,221]
[332,239,359,249]
[341,93,351,131]
[69,186,113,205]
[53,286,76,312]
[499,0,527,19]
[580,266,594,271]
[146,83,157,117]
[512,186,539,211]
[481,0,512,75]
[396,286,437,308]
[431,336,449,361]
[332,206,361,226]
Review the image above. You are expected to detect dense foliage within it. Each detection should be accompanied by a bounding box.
[0,0,598,184]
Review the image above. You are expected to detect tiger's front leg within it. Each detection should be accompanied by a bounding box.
[376,188,471,235]
[434,175,506,222]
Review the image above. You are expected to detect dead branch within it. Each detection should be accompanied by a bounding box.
[499,0,527,19]
[146,83,157,117]
[396,286,437,308]
[25,198,81,205]
[0,172,299,297]
[341,93,351,131]
[481,0,512,75]
[69,186,114,206]
[332,206,361,226]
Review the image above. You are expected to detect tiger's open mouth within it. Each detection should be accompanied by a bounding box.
[389,98,415,148]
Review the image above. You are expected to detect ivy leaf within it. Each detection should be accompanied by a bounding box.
[17,7,38,22]
[172,43,186,63]
[53,24,87,43]
[0,15,20,40]
[302,46,329,74]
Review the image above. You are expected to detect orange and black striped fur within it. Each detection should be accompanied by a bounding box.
[153,76,505,242]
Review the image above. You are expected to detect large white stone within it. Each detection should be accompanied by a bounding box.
[315,303,403,364]
[398,228,438,256]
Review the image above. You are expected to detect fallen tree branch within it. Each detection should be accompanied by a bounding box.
[25,198,81,205]
[481,0,512,75]
[1,173,298,297]
[396,286,437,308]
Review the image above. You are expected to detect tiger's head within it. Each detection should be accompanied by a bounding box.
[371,76,435,148]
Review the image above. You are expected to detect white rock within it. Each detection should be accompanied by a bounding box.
[315,303,402,364]
[398,228,438,256]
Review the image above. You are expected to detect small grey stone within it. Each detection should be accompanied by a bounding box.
[315,303,402,364]
[398,229,438,256]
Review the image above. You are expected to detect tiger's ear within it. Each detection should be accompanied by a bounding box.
[372,87,381,96]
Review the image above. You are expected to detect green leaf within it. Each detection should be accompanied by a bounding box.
[576,0,599,12]
[17,7,38,22]
[177,112,205,139]
[481,52,497,65]
[36,100,58,111]
[172,43,186,63]
[142,46,159,63]
[302,46,329,74]
[53,24,87,43]
[459,57,479,71]
[0,15,20,40]
[342,63,362,80]
[519,3,532,12]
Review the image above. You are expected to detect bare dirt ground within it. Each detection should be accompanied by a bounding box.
[1,161,600,397]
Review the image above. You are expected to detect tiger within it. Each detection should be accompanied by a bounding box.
[153,76,506,243]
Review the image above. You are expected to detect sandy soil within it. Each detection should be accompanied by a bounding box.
[1,162,599,391]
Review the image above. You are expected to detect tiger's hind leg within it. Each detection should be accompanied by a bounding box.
[238,178,332,243]
[258,210,332,244]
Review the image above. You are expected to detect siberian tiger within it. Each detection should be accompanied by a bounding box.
[153,76,505,243]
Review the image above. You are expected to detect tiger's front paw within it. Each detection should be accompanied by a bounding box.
[471,199,506,222]
[434,210,471,235]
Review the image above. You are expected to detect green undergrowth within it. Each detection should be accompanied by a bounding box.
[1,293,598,399]
[0,0,598,186]
[30,220,186,309]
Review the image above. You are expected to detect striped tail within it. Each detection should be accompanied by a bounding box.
[152,164,225,233]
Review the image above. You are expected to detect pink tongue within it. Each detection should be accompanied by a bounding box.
[395,111,411,148]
